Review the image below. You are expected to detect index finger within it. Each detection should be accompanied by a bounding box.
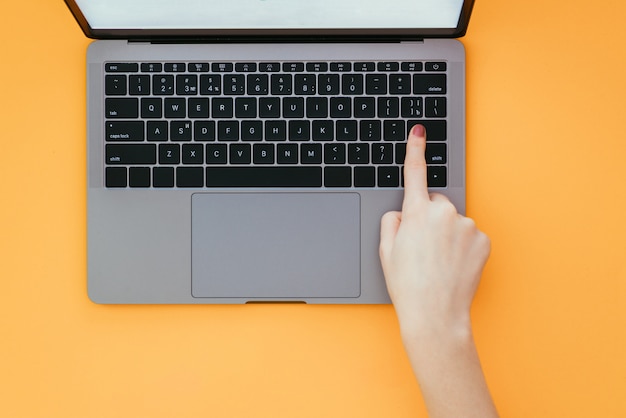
[402,124,430,211]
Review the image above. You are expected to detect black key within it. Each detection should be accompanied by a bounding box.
[105,63,138,72]
[306,97,328,118]
[271,74,292,95]
[106,98,138,118]
[330,62,352,72]
[283,97,304,118]
[354,62,375,71]
[241,121,263,141]
[141,98,162,118]
[294,74,316,95]
[425,143,447,164]
[288,121,310,141]
[129,167,150,187]
[401,62,423,72]
[235,98,257,118]
[366,74,387,95]
[164,98,186,118]
[401,97,423,118]
[301,144,322,164]
[348,143,370,164]
[171,121,192,141]
[265,121,286,141]
[217,121,239,141]
[253,144,275,164]
[176,167,204,187]
[324,143,346,164]
[354,97,375,118]
[159,143,180,164]
[182,144,204,164]
[259,98,280,118]
[342,74,363,95]
[147,121,168,141]
[200,75,222,95]
[408,120,447,141]
[189,63,209,72]
[360,120,381,141]
[389,74,411,94]
[224,75,245,95]
[247,74,268,95]
[129,75,150,95]
[212,98,234,118]
[194,121,215,141]
[235,63,257,72]
[383,120,405,141]
[372,143,393,164]
[378,62,400,72]
[354,166,375,187]
[153,75,174,95]
[378,166,400,187]
[205,167,322,187]
[106,167,127,187]
[141,63,162,73]
[283,62,304,72]
[105,75,127,95]
[395,143,406,164]
[312,120,334,141]
[318,74,340,95]
[188,98,210,118]
[206,144,227,164]
[330,97,351,118]
[306,62,328,72]
[259,62,280,72]
[413,74,447,94]
[212,63,234,72]
[378,97,399,118]
[164,63,185,72]
[425,62,447,72]
[425,97,447,118]
[427,166,447,187]
[324,166,352,187]
[106,144,156,165]
[277,144,298,164]
[336,120,357,141]
[230,144,251,164]
[153,167,174,187]
[106,121,144,141]
[176,74,198,95]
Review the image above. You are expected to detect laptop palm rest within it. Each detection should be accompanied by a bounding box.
[191,192,361,300]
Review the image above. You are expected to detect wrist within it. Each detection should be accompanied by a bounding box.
[398,312,474,355]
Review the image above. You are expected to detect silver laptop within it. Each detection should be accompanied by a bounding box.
[65,0,473,304]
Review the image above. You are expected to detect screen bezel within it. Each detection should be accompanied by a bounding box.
[63,0,474,41]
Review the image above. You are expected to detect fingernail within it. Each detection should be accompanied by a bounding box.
[411,124,425,137]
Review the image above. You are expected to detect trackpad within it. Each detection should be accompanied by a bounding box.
[191,193,361,299]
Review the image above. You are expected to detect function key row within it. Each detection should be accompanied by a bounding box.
[105,61,447,73]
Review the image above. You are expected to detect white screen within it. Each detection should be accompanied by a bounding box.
[75,0,465,30]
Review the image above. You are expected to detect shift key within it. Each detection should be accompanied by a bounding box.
[106,144,156,164]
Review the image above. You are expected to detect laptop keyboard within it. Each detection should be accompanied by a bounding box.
[103,61,448,188]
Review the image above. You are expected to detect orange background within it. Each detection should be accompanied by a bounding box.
[2,0,626,416]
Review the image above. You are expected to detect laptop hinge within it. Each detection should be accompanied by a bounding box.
[127,36,424,45]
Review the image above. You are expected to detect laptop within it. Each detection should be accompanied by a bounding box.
[64,0,473,304]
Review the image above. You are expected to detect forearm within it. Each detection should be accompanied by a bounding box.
[401,325,499,418]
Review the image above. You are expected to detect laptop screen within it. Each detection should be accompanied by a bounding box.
[66,0,473,38]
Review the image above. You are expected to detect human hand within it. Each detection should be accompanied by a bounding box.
[379,124,491,340]
[379,125,497,418]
